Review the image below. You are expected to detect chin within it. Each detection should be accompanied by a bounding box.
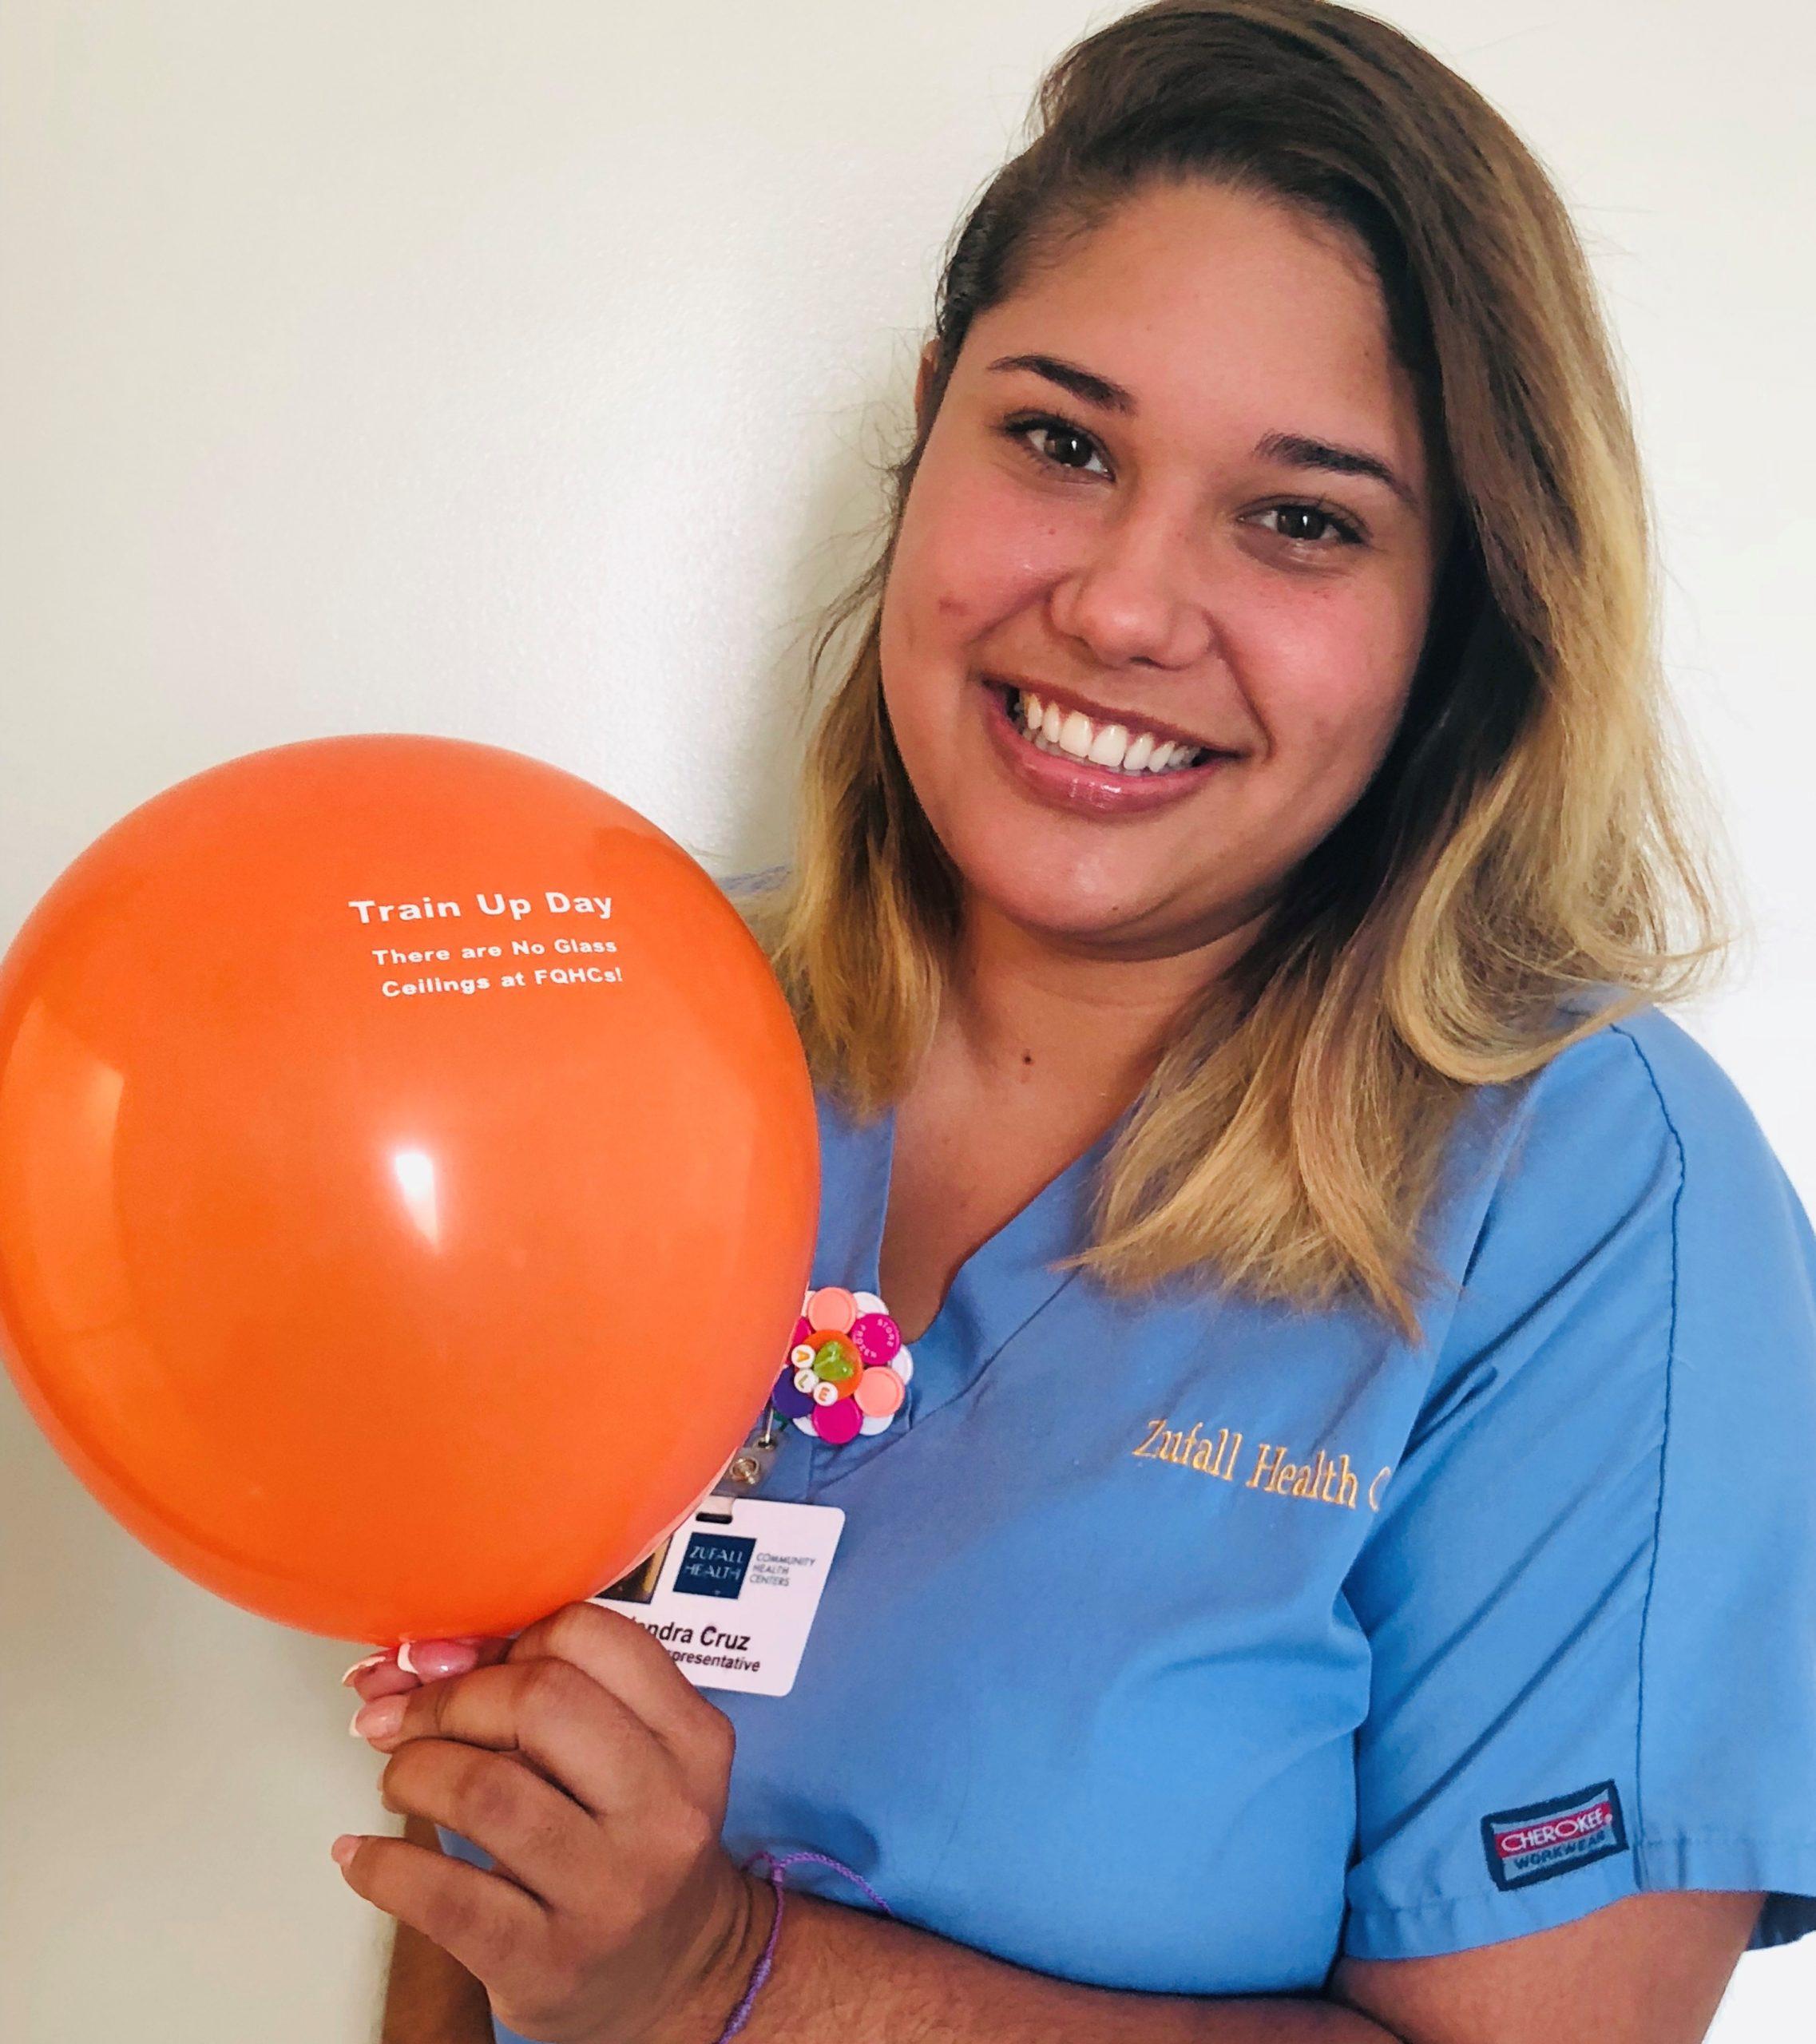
[948,833,1141,941]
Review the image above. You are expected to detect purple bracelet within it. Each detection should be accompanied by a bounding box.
[712,1848,894,2042]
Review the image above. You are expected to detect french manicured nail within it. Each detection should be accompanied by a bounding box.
[331,1834,362,1868]
[340,1651,391,1686]
[403,1640,478,1680]
[350,1696,406,1741]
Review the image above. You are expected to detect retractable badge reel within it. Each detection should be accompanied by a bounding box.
[592,1285,912,1694]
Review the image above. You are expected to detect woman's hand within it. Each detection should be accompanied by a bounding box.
[335,1602,771,2044]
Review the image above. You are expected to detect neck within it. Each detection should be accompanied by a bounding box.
[937,888,1269,1111]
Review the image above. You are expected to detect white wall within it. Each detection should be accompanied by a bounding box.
[2,4,1810,2038]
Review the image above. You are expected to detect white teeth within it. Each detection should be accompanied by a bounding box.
[1008,687,1204,775]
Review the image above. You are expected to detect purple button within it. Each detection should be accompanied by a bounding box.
[771,1368,815,1419]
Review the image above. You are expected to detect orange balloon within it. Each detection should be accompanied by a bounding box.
[0,734,818,1646]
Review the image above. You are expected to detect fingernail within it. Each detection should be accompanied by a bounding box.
[331,1834,362,1868]
[405,1640,478,1680]
[351,1696,406,1741]
[340,1651,392,1687]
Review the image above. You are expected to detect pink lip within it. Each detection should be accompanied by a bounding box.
[977,678,1234,819]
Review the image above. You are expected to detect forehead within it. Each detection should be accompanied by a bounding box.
[961,178,1432,495]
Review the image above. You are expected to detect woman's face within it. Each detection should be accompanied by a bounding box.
[878,177,1450,961]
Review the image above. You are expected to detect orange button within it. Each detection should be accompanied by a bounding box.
[811,1333,858,1381]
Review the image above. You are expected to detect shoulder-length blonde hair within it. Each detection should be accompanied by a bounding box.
[731,0,1737,1343]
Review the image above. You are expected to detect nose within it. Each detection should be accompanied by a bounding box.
[1045,498,1218,675]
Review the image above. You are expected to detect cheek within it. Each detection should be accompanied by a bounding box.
[1239,580,1421,783]
[889,454,1063,650]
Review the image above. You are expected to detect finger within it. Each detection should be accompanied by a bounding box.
[375,1731,612,1918]
[332,1821,549,1998]
[504,1602,728,1789]
[398,1638,499,1680]
[343,1636,510,1698]
[349,1662,421,1704]
[367,1655,678,1830]
[398,1636,513,1677]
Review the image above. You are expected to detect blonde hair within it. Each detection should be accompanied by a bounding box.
[732,0,1738,1343]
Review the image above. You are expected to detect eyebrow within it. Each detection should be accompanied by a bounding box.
[983,351,1421,513]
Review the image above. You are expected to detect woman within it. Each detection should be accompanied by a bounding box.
[339,4,1816,2038]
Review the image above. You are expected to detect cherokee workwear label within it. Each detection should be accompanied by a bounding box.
[1481,1781,1629,1891]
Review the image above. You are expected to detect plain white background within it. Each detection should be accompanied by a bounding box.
[2,4,1810,2038]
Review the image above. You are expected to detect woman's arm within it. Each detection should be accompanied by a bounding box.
[343,1627,1752,2043]
[668,1882,1396,2044]
[672,1882,1760,2044]
[378,1814,495,2044]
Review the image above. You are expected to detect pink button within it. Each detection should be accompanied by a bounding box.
[853,1365,906,1419]
[806,1285,857,1333]
[812,1398,862,1444]
[850,1312,902,1366]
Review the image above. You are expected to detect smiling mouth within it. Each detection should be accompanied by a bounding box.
[975,675,1238,821]
[983,678,1231,779]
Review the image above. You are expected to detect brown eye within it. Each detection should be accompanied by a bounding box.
[1261,503,1364,549]
[1000,413,1110,478]
[1030,425,1097,470]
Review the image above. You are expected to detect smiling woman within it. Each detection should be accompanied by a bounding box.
[391,4,1816,2043]
[883,175,1450,866]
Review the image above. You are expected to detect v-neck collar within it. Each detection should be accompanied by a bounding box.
[800,1083,1133,1488]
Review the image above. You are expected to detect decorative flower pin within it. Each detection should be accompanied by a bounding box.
[769,1285,912,1446]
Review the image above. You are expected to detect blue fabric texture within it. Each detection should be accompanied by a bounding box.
[437,888,1816,2022]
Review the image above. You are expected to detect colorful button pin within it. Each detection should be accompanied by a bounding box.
[782,1282,913,1444]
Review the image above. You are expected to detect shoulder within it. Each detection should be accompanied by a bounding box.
[1437,995,1816,1383]
[1493,996,1795,1224]
[716,862,791,899]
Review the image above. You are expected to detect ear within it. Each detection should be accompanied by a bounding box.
[914,343,940,435]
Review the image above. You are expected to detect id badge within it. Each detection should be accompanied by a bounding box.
[589,1496,843,1697]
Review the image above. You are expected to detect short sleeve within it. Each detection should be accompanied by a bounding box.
[717,863,790,898]
[1338,1012,1816,1960]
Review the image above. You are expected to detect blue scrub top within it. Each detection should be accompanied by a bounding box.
[441,978,1816,2019]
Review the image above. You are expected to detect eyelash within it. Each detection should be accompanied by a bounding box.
[996,410,1368,551]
